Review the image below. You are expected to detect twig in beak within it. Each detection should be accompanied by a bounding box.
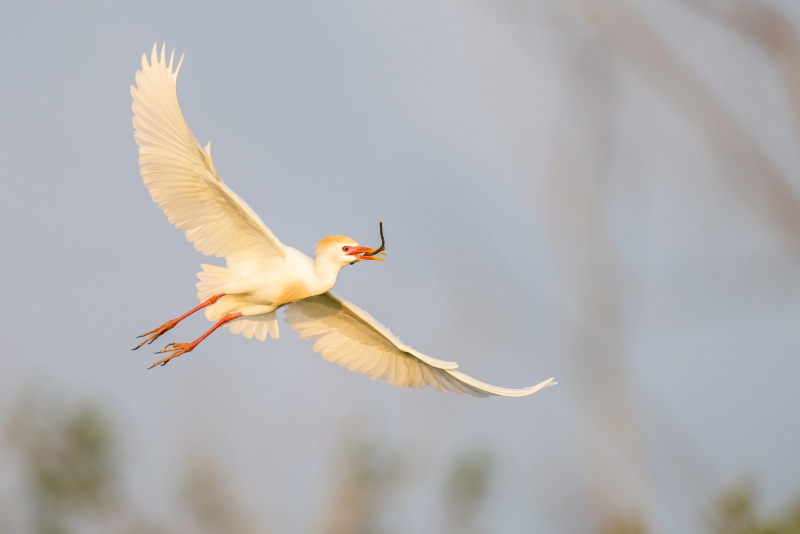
[362,221,385,256]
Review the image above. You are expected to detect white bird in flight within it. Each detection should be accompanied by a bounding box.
[130,44,556,397]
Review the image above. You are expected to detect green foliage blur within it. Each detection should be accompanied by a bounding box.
[2,393,800,533]
[707,482,800,534]
[5,394,117,534]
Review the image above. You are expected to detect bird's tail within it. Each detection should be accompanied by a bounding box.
[196,264,280,340]
[196,263,240,301]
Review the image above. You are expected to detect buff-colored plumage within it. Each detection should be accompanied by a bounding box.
[131,43,556,397]
[315,236,356,256]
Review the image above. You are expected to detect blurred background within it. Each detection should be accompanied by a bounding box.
[1,0,799,532]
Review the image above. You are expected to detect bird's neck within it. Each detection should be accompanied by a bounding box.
[312,256,345,293]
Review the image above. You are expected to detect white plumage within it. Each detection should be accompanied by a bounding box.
[131,43,556,397]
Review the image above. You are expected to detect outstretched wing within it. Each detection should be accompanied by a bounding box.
[284,293,557,397]
[132,43,286,268]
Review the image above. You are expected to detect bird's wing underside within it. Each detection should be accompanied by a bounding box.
[132,43,287,267]
[284,292,556,397]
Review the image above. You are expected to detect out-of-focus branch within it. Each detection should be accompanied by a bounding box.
[565,0,800,261]
[468,2,654,528]
[182,457,260,534]
[442,450,492,534]
[680,0,800,140]
[317,431,403,534]
[546,33,654,529]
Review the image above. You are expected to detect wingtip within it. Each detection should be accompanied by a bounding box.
[517,376,557,396]
[175,52,185,77]
[535,377,557,389]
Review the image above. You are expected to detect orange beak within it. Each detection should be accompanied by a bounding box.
[347,246,386,261]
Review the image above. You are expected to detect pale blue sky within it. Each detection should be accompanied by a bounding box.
[2,1,799,532]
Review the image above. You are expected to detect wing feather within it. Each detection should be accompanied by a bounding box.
[132,43,286,267]
[284,292,556,397]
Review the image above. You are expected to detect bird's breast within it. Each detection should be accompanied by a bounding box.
[274,280,314,307]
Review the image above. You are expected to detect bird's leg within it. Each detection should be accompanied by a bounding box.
[132,293,226,350]
[148,312,243,369]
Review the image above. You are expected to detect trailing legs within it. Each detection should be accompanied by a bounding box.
[132,293,225,350]
[148,311,243,369]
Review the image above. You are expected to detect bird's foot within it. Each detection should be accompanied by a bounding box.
[148,342,195,368]
[132,320,178,350]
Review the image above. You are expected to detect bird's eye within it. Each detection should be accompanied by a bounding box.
[342,246,350,253]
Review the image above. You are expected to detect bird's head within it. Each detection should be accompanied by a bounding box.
[315,223,386,267]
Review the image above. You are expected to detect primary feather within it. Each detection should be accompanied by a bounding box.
[285,293,557,397]
[132,43,286,269]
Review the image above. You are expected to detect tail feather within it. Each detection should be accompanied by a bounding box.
[197,264,280,340]
[197,264,239,300]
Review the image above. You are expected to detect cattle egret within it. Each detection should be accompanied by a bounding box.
[131,44,556,397]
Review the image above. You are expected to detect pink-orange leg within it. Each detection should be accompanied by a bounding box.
[148,312,243,369]
[132,293,225,350]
